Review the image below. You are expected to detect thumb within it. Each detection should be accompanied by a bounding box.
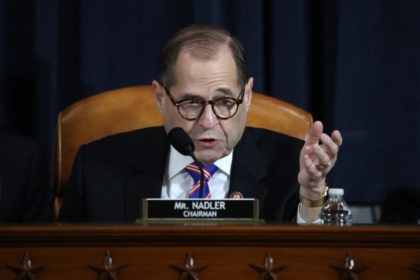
[306,120,323,145]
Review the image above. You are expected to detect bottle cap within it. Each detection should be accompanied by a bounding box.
[328,188,344,196]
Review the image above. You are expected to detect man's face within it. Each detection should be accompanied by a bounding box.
[153,45,253,165]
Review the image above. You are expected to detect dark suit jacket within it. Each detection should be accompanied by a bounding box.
[0,131,53,223]
[58,126,304,223]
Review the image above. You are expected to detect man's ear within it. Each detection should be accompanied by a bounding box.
[244,77,254,111]
[152,80,165,113]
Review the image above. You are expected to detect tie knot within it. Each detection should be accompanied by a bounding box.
[186,163,217,182]
[186,163,217,199]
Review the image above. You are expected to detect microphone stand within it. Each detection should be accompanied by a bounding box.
[187,147,205,198]
[197,163,205,199]
[168,127,206,199]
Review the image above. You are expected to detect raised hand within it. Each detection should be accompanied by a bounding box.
[298,121,343,198]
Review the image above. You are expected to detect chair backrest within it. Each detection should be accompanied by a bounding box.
[53,85,312,218]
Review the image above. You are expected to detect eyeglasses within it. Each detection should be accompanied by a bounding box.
[164,87,245,120]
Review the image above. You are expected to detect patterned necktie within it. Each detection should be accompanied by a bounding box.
[185,163,217,198]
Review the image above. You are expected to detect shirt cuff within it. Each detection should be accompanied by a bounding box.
[297,203,322,224]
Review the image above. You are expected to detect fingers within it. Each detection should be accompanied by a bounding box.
[307,121,342,148]
[304,130,342,175]
[303,154,324,179]
[312,145,331,168]
[302,146,329,174]
[299,124,343,190]
[332,130,343,146]
[320,133,339,156]
[306,121,323,145]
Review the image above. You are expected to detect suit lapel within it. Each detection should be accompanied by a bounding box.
[229,129,269,202]
[123,127,169,221]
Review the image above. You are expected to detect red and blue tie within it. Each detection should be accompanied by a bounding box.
[186,163,217,198]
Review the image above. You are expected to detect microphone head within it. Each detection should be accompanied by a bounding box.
[168,127,195,156]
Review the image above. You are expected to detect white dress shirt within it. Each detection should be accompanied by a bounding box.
[160,146,232,199]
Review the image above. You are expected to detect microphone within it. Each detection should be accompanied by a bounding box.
[168,127,195,157]
[168,127,205,198]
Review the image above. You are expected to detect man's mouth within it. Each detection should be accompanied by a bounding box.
[196,138,218,147]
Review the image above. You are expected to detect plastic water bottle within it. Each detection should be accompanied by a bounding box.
[320,188,352,226]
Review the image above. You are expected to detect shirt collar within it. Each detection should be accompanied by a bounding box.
[168,145,233,179]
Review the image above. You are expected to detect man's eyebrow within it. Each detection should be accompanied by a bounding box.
[215,88,234,96]
[179,88,234,99]
[180,92,198,98]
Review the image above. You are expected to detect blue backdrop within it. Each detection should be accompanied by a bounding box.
[0,0,418,204]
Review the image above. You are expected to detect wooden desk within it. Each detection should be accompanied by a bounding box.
[0,224,419,279]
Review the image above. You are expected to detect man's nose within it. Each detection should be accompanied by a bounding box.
[197,104,218,127]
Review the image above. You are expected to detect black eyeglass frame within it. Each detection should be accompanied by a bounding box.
[164,86,245,121]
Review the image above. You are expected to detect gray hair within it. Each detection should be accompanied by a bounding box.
[158,24,249,89]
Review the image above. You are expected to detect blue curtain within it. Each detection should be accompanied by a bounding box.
[0,0,419,204]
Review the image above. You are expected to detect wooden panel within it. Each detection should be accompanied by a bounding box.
[0,225,419,279]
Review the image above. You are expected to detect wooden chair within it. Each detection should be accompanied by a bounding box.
[53,85,313,218]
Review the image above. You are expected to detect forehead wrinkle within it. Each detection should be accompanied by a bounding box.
[174,46,239,98]
[177,87,233,100]
[182,73,237,95]
[189,68,238,88]
[215,87,234,96]
[179,46,238,82]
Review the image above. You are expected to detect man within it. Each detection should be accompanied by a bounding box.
[58,24,342,223]
[0,130,53,222]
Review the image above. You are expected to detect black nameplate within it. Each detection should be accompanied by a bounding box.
[140,199,259,222]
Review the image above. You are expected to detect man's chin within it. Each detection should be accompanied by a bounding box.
[196,152,223,165]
